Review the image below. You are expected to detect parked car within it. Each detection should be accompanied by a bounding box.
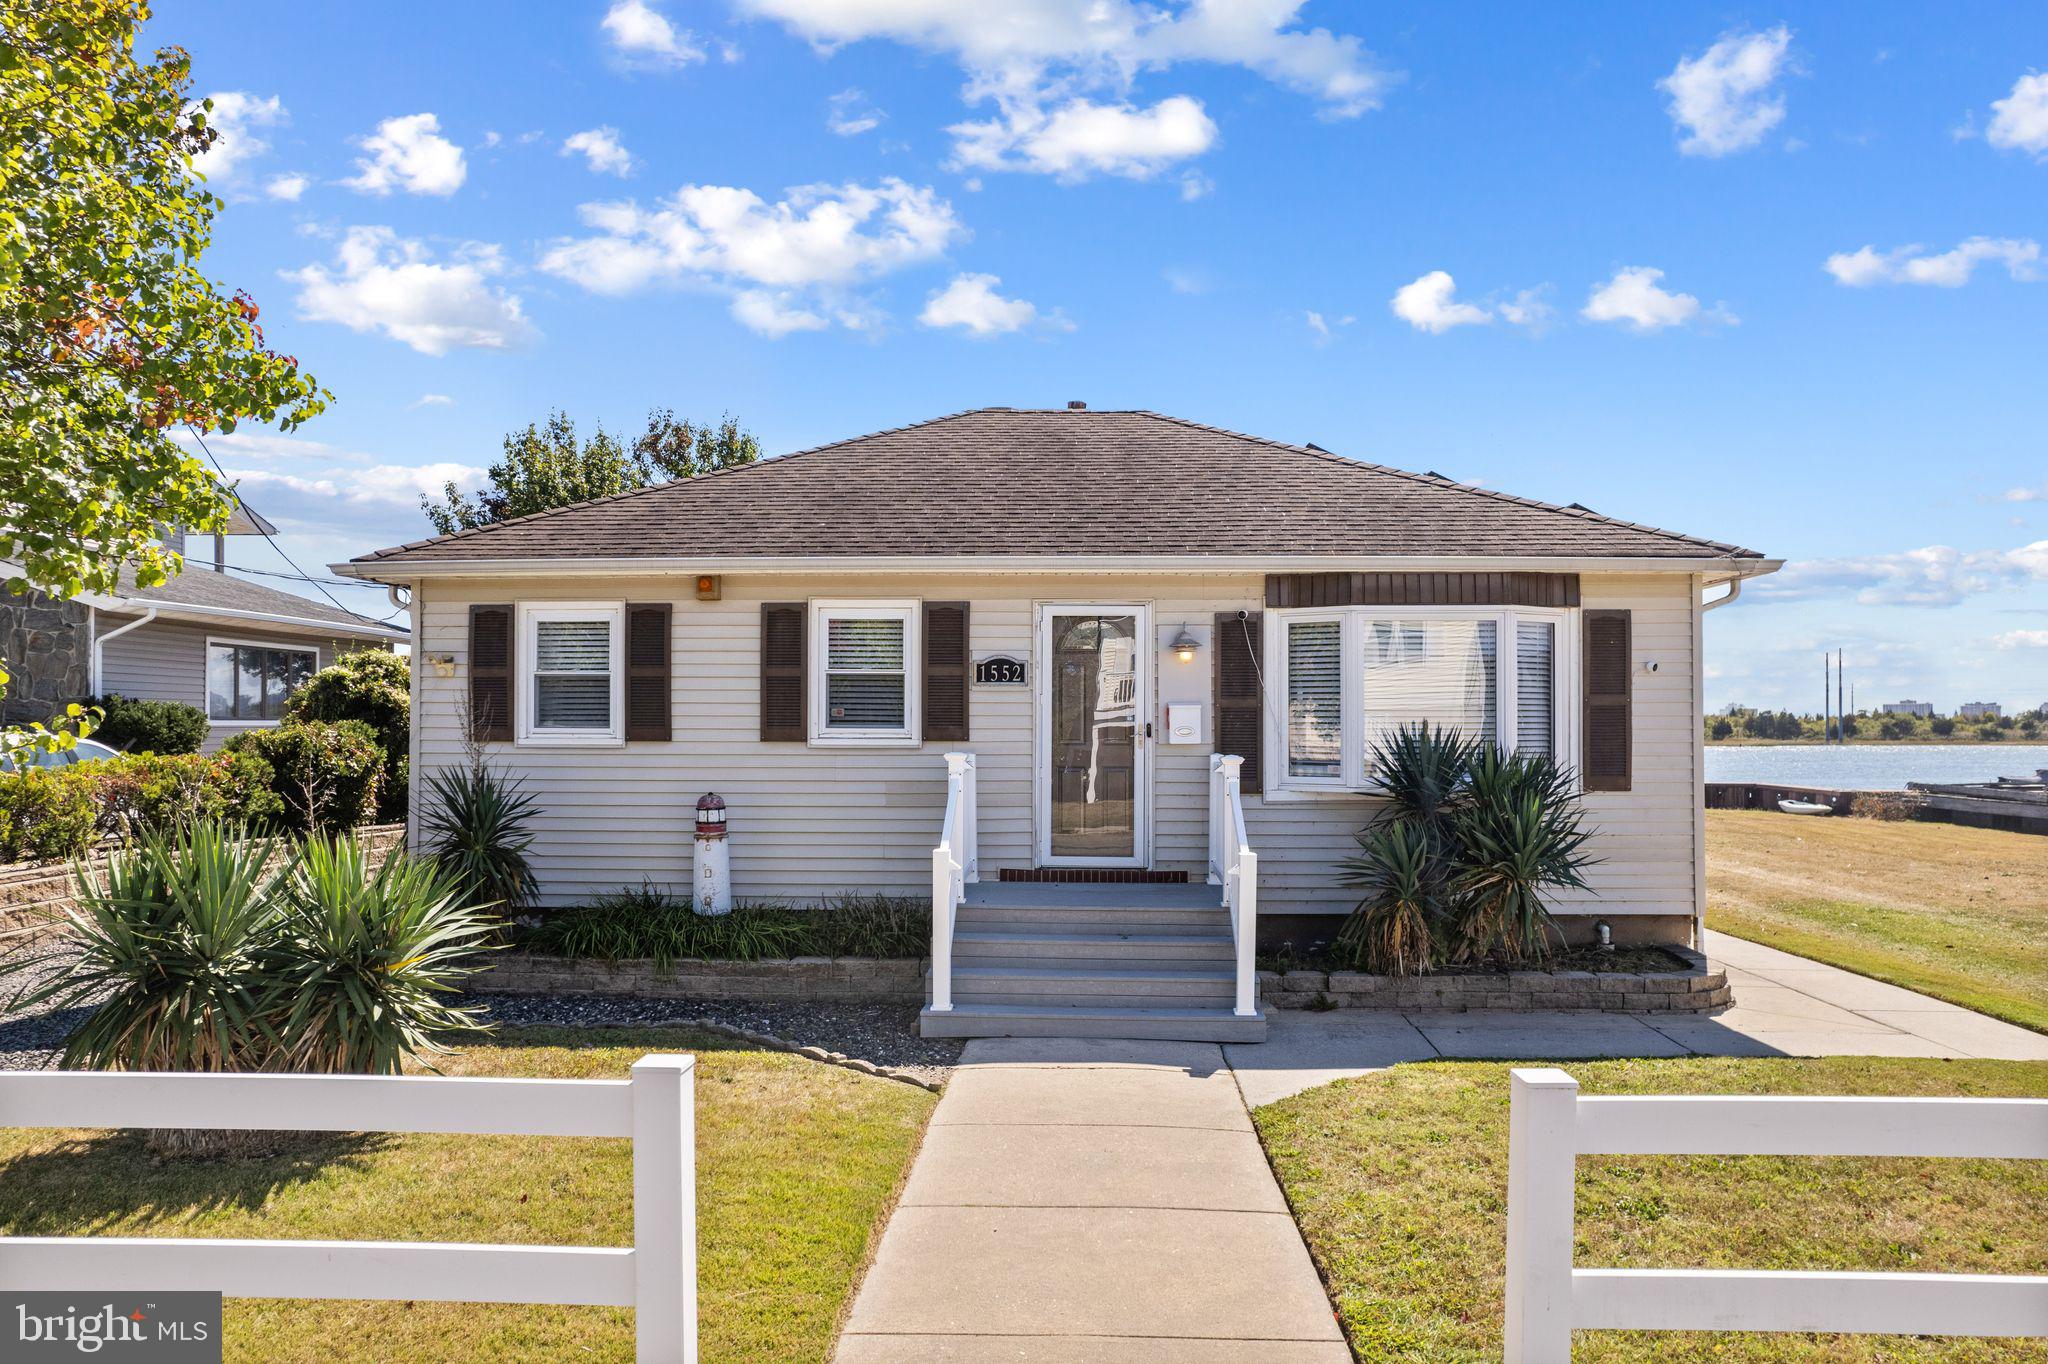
[1,737,123,772]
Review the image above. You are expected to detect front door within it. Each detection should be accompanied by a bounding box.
[1038,604,1149,866]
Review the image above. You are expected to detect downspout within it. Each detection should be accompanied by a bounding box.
[90,607,157,696]
[1700,578,1742,612]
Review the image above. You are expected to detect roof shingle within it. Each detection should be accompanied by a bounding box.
[353,408,1761,565]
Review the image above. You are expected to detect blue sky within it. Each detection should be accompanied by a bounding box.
[145,2,2047,713]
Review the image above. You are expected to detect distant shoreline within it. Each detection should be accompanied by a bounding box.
[1706,739,2040,748]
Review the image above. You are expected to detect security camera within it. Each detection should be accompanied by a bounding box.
[1642,661,1660,673]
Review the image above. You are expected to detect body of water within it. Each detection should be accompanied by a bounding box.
[1704,743,2048,791]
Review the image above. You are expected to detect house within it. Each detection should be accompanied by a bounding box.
[1959,701,2003,721]
[2,511,406,750]
[1881,700,1935,718]
[339,406,1780,1040]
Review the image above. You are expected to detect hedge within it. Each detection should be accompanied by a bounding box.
[82,694,208,756]
[222,719,383,834]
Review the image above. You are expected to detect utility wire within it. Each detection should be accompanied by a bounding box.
[182,424,408,625]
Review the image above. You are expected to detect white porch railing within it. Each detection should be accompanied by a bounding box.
[929,751,978,1014]
[1505,1067,2048,1361]
[1207,754,1259,1019]
[0,1058,699,1364]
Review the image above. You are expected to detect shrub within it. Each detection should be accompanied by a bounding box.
[82,694,208,755]
[1335,723,1594,975]
[1708,716,1734,740]
[1878,715,1915,740]
[225,720,382,833]
[1977,723,2004,741]
[1931,716,1956,736]
[418,763,539,915]
[284,650,409,819]
[0,767,97,862]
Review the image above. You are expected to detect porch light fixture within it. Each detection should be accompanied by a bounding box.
[1171,626,1201,663]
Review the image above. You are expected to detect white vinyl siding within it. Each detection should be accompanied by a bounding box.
[519,604,623,744]
[411,570,1703,931]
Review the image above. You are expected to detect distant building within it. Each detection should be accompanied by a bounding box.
[1715,702,1746,717]
[1880,699,1934,718]
[1959,701,2003,721]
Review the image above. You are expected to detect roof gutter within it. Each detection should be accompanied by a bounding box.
[91,607,156,694]
[334,553,1785,584]
[1700,578,1744,612]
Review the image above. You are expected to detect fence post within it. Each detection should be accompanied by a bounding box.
[632,1054,698,1364]
[1505,1067,1579,1364]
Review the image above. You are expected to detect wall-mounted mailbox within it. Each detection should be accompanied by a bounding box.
[1164,702,1202,744]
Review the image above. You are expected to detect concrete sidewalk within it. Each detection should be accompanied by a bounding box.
[835,1038,1346,1363]
[1228,929,2048,1107]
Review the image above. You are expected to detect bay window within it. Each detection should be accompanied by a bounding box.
[519,603,624,743]
[1271,607,1575,792]
[810,601,919,744]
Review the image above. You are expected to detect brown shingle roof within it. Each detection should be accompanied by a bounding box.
[352,408,1761,565]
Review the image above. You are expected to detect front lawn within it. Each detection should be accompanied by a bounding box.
[1257,1057,2048,1363]
[1706,810,2048,1033]
[0,1026,935,1363]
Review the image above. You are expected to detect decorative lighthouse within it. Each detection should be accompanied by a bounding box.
[693,792,730,917]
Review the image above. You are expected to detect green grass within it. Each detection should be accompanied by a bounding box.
[1256,1057,2048,1364]
[0,1026,936,1363]
[1707,810,2048,1033]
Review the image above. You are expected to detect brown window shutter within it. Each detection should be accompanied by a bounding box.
[469,604,514,742]
[760,603,806,741]
[625,603,672,741]
[1213,611,1263,793]
[1582,608,1632,791]
[923,601,969,742]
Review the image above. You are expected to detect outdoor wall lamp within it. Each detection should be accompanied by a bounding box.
[1171,626,1201,663]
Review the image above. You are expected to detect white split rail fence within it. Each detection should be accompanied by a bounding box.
[1208,753,1259,1019]
[1504,1067,2048,1361]
[0,1057,700,1364]
[927,751,978,1014]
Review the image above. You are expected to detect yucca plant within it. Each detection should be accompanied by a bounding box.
[269,836,497,1074]
[2,822,288,1073]
[1449,745,1594,965]
[1333,820,1438,975]
[418,763,539,916]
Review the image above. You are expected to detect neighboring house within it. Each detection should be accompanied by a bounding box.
[1959,701,2003,721]
[1881,700,1935,718]
[339,406,1780,1040]
[2,520,405,752]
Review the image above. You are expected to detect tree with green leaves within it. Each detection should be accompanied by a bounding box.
[1,1,327,753]
[423,408,758,535]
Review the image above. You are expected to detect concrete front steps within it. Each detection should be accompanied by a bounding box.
[920,882,1266,1043]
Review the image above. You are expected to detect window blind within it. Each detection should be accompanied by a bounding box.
[824,615,908,729]
[1286,620,1342,777]
[1361,618,1497,759]
[1516,620,1555,757]
[534,618,612,730]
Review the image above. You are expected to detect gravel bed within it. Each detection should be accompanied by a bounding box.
[475,992,962,1084]
[1,942,961,1082]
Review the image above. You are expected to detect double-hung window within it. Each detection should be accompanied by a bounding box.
[810,601,918,744]
[206,640,317,724]
[1272,607,1575,792]
[519,603,624,744]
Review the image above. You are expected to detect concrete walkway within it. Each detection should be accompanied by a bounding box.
[1227,928,2048,1107]
[835,1037,1346,1363]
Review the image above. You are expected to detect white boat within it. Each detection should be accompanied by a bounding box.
[1777,799,1833,816]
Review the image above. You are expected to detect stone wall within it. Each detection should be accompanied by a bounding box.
[473,952,927,1005]
[0,824,407,944]
[1259,945,1729,1013]
[0,589,90,726]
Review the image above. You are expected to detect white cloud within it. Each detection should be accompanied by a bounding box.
[738,0,1389,178]
[408,393,456,409]
[919,272,1060,336]
[603,0,706,67]
[1824,237,2041,288]
[538,178,963,336]
[1390,270,1491,334]
[827,88,884,136]
[190,92,286,181]
[286,226,536,355]
[264,172,309,202]
[562,126,635,177]
[1497,285,1555,333]
[345,113,466,196]
[1163,266,1211,294]
[1582,266,1729,331]
[1304,310,1353,344]
[1986,71,2048,158]
[1995,629,2048,650]
[1658,26,1794,157]
[950,95,1217,181]
[2002,482,2047,503]
[227,461,488,513]
[1754,540,2048,607]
